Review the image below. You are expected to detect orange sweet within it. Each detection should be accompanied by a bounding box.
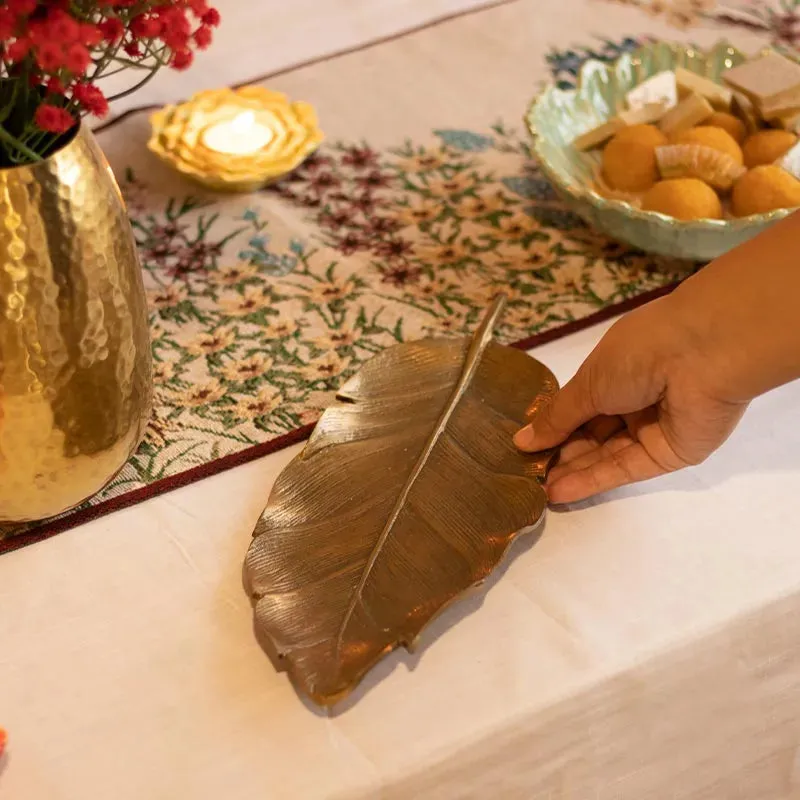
[642,178,722,221]
[602,124,669,192]
[706,111,747,144]
[671,126,744,165]
[731,164,800,216]
[741,129,798,168]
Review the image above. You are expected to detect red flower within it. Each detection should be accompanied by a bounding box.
[0,9,15,40]
[80,23,103,46]
[6,38,31,63]
[98,18,124,42]
[47,10,80,42]
[193,24,213,49]
[73,83,109,118]
[64,43,91,75]
[130,14,162,39]
[35,43,64,72]
[202,8,221,26]
[45,76,66,96]
[7,0,37,14]
[170,49,193,70]
[34,104,75,134]
[188,0,209,15]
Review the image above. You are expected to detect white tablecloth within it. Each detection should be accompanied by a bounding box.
[3,2,800,798]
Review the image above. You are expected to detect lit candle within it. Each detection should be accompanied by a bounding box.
[201,111,274,155]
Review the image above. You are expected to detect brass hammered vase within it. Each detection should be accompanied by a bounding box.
[0,125,153,523]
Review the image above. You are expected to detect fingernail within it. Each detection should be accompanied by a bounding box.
[513,424,536,451]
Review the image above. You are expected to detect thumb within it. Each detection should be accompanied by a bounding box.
[514,367,597,452]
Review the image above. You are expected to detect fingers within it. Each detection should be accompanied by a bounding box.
[547,429,631,484]
[557,416,625,463]
[546,440,669,504]
[514,367,598,452]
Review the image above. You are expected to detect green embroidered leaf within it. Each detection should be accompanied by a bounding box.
[433,129,494,152]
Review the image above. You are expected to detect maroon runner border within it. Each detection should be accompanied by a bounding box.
[0,279,680,557]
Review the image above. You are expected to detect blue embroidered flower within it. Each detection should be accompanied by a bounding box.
[433,129,494,152]
[502,175,559,202]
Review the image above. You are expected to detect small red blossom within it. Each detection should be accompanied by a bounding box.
[188,0,210,15]
[64,43,91,75]
[45,76,66,96]
[80,24,103,46]
[130,14,162,38]
[7,0,36,14]
[35,42,64,72]
[34,104,75,134]
[170,49,193,70]
[73,83,109,117]
[47,10,81,42]
[98,18,124,42]
[7,38,31,63]
[193,24,213,49]
[0,0,221,150]
[0,9,15,40]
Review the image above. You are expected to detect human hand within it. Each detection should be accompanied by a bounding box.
[513,296,748,504]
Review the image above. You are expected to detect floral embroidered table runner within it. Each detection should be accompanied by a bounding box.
[12,0,780,552]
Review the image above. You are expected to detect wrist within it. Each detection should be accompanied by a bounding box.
[659,278,755,404]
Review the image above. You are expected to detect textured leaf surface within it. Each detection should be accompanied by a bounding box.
[244,298,558,706]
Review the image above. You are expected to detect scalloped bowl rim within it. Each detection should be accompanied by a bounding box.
[525,40,796,233]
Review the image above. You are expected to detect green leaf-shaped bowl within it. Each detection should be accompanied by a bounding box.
[526,40,794,262]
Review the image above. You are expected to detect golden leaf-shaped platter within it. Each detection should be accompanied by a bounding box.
[243,297,558,706]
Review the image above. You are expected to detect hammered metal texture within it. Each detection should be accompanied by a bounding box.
[0,126,153,523]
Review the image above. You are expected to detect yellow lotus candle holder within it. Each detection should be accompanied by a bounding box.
[147,86,324,192]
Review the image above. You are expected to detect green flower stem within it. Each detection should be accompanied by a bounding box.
[0,124,41,163]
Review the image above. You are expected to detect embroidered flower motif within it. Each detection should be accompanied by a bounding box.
[494,212,537,240]
[186,327,236,355]
[414,238,473,265]
[178,378,226,407]
[550,260,586,294]
[234,388,282,420]
[312,322,359,350]
[341,146,379,169]
[222,353,273,382]
[398,149,448,173]
[212,262,259,285]
[394,198,443,226]
[220,286,271,316]
[152,360,177,384]
[426,172,475,198]
[308,278,356,305]
[372,237,415,260]
[417,276,453,299]
[380,264,423,286]
[490,241,552,270]
[263,316,299,339]
[454,191,508,219]
[320,208,356,230]
[504,305,542,330]
[147,283,186,310]
[303,351,350,382]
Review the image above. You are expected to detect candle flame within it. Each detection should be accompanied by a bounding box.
[230,111,256,134]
